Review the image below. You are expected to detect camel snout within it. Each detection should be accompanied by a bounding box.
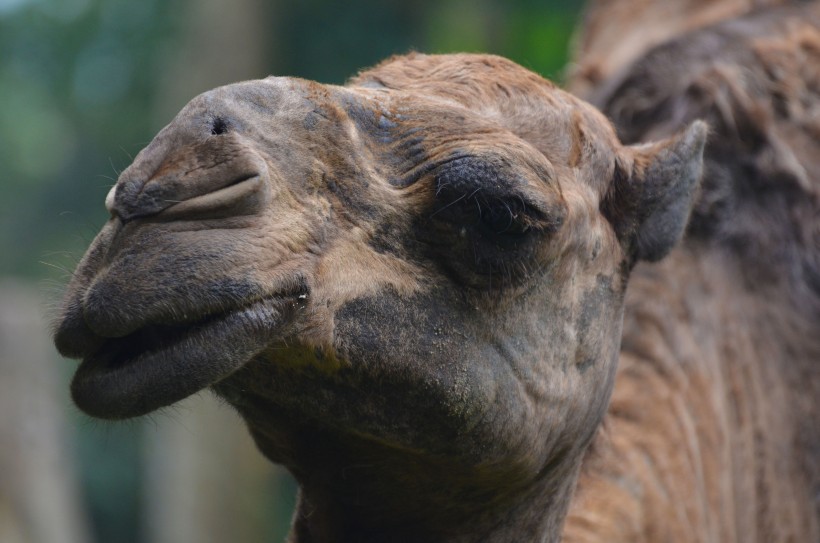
[108,130,271,223]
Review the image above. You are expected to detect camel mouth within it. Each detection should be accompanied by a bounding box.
[70,291,307,420]
[82,318,218,374]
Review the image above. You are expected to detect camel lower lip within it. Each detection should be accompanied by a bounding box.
[71,296,296,420]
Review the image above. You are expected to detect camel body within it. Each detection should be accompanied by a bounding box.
[565,4,820,541]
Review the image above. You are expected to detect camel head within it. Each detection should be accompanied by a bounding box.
[54,54,705,539]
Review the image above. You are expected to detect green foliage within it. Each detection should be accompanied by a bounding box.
[425,0,578,80]
[0,0,180,278]
[74,419,145,543]
[272,0,579,84]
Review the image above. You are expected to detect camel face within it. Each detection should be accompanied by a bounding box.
[54,55,705,521]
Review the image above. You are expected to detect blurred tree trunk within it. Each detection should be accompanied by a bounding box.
[143,1,292,543]
[143,397,287,543]
[0,281,91,543]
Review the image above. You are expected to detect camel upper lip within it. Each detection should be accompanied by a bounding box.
[119,172,266,223]
[73,288,307,366]
[64,288,308,420]
[82,311,231,373]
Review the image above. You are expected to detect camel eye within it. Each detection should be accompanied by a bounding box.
[430,156,558,241]
[210,117,228,136]
[478,197,534,236]
[418,156,565,289]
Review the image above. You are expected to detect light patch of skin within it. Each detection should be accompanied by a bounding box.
[313,230,425,310]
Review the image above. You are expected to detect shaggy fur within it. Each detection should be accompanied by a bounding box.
[564,4,820,542]
[567,0,799,99]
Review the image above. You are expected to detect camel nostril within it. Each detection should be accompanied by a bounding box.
[211,117,228,136]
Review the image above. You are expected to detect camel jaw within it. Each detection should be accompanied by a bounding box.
[62,293,304,420]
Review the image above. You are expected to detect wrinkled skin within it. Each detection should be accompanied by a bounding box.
[53,54,704,542]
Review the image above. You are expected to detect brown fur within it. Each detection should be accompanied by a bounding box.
[51,3,820,537]
[567,0,799,99]
[565,4,820,542]
[53,52,705,542]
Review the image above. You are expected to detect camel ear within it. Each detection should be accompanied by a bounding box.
[604,121,707,262]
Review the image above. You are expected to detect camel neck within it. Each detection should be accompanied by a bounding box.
[566,243,820,542]
[287,462,581,543]
[622,243,818,392]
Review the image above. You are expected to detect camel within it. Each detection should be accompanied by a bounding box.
[53,51,707,542]
[563,3,820,542]
[566,0,796,99]
[52,5,819,542]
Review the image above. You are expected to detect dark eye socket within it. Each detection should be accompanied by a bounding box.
[430,182,553,242]
[420,189,549,289]
[416,155,565,288]
[477,195,535,236]
[429,155,562,240]
[210,117,228,136]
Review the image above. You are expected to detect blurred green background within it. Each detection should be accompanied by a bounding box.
[0,1,582,542]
